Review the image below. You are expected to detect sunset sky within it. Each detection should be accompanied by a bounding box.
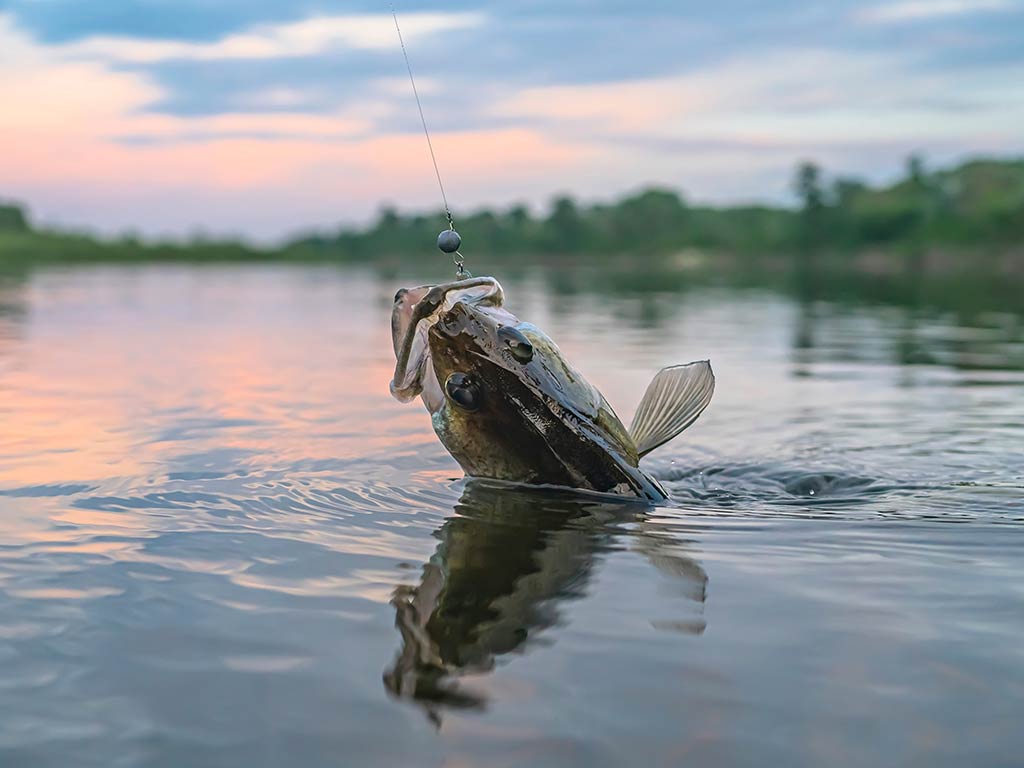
[1,0,1022,240]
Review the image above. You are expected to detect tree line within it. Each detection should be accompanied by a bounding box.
[288,155,1024,262]
[2,155,1022,266]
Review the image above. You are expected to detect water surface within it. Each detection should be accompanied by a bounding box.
[0,265,1022,767]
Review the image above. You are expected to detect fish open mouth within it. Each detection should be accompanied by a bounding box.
[431,301,479,340]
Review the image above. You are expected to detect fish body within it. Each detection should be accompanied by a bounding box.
[390,277,713,501]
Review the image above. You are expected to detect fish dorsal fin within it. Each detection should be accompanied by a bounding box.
[629,361,715,459]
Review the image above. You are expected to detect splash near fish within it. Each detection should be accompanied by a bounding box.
[389,277,714,500]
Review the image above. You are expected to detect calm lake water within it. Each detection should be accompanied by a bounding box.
[0,264,1022,767]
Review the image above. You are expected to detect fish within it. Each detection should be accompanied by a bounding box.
[389,276,714,500]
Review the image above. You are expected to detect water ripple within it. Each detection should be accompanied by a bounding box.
[1,267,1022,765]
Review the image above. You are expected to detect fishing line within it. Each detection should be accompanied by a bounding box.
[390,5,468,277]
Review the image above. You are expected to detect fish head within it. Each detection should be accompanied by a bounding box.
[390,280,511,411]
[427,298,533,413]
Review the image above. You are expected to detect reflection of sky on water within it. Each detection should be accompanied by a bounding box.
[0,271,28,373]
[2,268,413,487]
[0,264,1021,766]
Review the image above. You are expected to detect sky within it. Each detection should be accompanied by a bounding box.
[0,0,1022,241]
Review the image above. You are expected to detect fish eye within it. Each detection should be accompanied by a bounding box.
[445,372,482,411]
[498,326,534,363]
[393,288,407,303]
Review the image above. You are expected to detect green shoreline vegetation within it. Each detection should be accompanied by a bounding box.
[2,155,1022,313]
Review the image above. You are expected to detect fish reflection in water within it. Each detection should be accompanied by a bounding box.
[383,481,707,723]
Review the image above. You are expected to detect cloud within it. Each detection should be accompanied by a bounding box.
[492,47,1024,143]
[1,4,1023,239]
[856,0,1017,24]
[0,15,159,136]
[0,12,584,238]
[486,46,1024,207]
[59,12,485,63]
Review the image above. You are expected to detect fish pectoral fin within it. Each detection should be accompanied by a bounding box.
[629,361,715,459]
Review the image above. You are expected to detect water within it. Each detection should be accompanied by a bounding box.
[0,264,1022,767]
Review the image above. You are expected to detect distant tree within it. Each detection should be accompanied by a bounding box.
[506,205,530,229]
[906,153,932,210]
[903,153,933,274]
[495,205,534,251]
[906,153,926,188]
[829,177,868,247]
[376,206,401,230]
[793,161,827,255]
[793,161,825,214]
[831,177,867,209]
[0,203,29,233]
[544,196,587,252]
[610,189,687,252]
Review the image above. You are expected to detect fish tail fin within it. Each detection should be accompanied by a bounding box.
[629,361,715,459]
